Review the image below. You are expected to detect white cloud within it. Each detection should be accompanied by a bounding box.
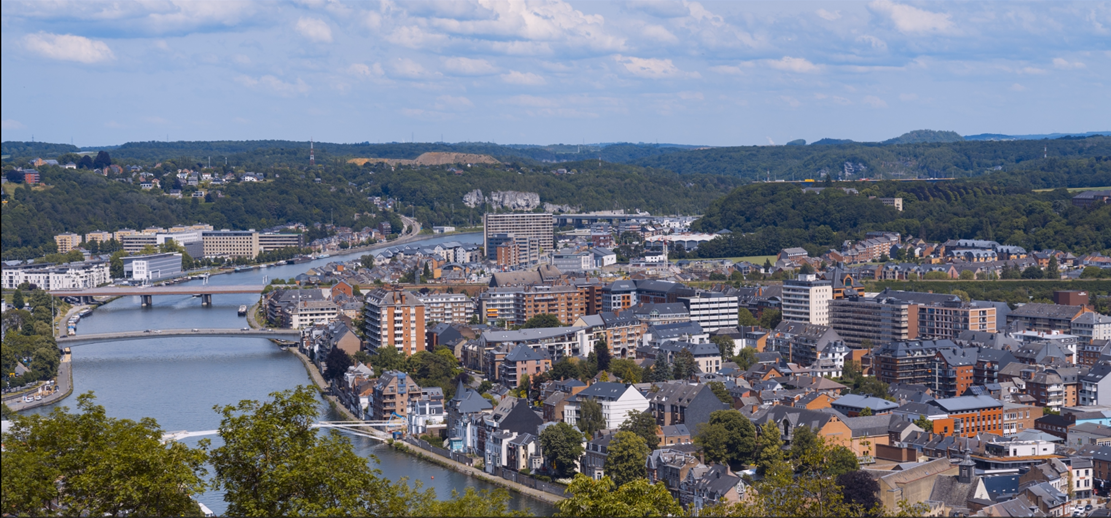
[23,32,114,63]
[390,25,449,49]
[1,119,25,130]
[641,24,678,43]
[235,75,310,96]
[391,58,439,79]
[863,95,888,108]
[615,55,694,79]
[501,71,546,85]
[426,0,626,53]
[869,0,954,34]
[1018,66,1046,75]
[1053,58,1086,69]
[816,9,841,21]
[434,95,474,110]
[779,96,801,108]
[1010,83,1027,92]
[443,57,497,75]
[766,57,820,73]
[856,35,888,51]
[628,0,690,19]
[295,17,333,43]
[347,63,384,77]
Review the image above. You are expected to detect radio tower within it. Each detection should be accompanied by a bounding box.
[310,138,316,166]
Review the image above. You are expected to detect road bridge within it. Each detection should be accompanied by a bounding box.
[162,421,397,443]
[50,285,266,307]
[57,328,300,346]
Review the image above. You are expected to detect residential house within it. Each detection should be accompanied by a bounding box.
[647,382,730,428]
[564,382,651,433]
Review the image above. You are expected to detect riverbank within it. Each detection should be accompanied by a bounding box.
[7,353,72,412]
[285,343,564,505]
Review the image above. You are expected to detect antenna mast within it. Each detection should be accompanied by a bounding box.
[310,139,315,166]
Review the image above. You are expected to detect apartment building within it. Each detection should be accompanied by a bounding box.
[365,288,427,356]
[288,299,340,329]
[782,274,833,325]
[1007,303,1091,334]
[872,339,959,386]
[417,292,473,326]
[573,311,647,359]
[679,292,739,332]
[369,371,423,421]
[928,395,1005,438]
[1,260,111,290]
[84,231,113,245]
[498,344,552,388]
[831,289,996,345]
[484,213,553,261]
[54,233,82,253]
[478,285,585,326]
[202,230,260,258]
[113,228,140,241]
[768,321,849,378]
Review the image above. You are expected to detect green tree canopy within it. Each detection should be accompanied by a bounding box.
[710,335,736,359]
[618,410,660,450]
[539,422,585,479]
[555,475,682,518]
[755,421,785,477]
[603,431,650,487]
[578,397,605,440]
[522,313,563,329]
[693,409,757,467]
[737,308,758,327]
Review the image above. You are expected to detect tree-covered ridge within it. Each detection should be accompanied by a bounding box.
[690,175,1111,256]
[634,135,1111,181]
[882,129,964,144]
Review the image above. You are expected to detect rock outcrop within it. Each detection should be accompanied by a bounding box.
[463,189,546,210]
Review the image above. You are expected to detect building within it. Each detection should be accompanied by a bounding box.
[364,288,426,356]
[564,382,651,432]
[1072,190,1111,208]
[257,232,304,252]
[478,285,585,326]
[417,292,473,326]
[781,274,833,325]
[767,321,849,378]
[647,382,730,427]
[54,233,82,253]
[23,169,40,184]
[928,395,1004,438]
[498,344,552,388]
[879,197,904,211]
[1073,312,1111,343]
[552,252,594,273]
[1007,303,1091,334]
[201,230,260,258]
[122,253,182,281]
[1,260,111,290]
[484,213,553,261]
[369,371,423,421]
[679,292,739,332]
[288,299,340,329]
[872,339,958,387]
[828,289,995,346]
[84,231,112,245]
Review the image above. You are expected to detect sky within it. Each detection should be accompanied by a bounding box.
[1,0,1109,147]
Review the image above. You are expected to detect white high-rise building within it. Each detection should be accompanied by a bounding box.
[782,274,833,325]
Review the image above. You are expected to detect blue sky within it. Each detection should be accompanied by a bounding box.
[1,0,1108,147]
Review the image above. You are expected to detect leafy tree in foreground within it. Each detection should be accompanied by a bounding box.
[578,397,605,439]
[759,309,782,330]
[539,422,585,478]
[734,347,757,370]
[1,393,207,517]
[838,470,883,517]
[207,386,403,516]
[555,475,682,518]
[603,431,650,487]
[755,421,785,477]
[619,410,661,450]
[694,409,757,467]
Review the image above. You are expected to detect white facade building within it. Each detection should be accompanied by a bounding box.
[122,253,182,281]
[564,382,650,430]
[552,252,594,273]
[782,274,833,325]
[2,261,111,290]
[417,292,473,325]
[680,293,740,332]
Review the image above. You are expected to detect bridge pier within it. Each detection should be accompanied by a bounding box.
[141,295,153,307]
[201,294,212,306]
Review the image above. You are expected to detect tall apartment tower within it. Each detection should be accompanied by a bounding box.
[782,274,833,326]
[483,213,553,262]
[365,288,426,356]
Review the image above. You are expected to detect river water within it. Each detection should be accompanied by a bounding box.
[29,233,555,516]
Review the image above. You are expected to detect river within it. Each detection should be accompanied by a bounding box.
[29,233,556,516]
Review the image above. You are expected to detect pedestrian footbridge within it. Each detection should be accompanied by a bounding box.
[57,328,301,346]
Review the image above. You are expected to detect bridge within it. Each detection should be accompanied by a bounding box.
[57,328,301,346]
[51,285,266,307]
[162,420,398,443]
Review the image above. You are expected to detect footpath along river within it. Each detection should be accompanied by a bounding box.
[28,233,556,516]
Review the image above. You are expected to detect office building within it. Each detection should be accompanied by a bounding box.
[782,274,833,325]
[122,253,182,281]
[484,213,553,261]
[365,288,427,356]
[258,232,305,252]
[202,230,260,258]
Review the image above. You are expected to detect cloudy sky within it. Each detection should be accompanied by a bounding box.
[1,0,1108,147]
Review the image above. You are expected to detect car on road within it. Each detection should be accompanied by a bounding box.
[192,329,199,332]
[154,330,161,333]
[242,327,250,331]
[144,329,152,333]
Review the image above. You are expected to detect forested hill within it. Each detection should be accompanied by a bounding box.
[1,140,699,166]
[634,135,1111,181]
[689,159,1111,257]
[0,158,742,260]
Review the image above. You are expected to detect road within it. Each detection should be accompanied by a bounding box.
[6,352,71,412]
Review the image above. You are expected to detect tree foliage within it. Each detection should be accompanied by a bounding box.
[578,397,605,439]
[603,431,650,487]
[555,475,683,518]
[694,409,758,468]
[539,422,585,478]
[619,410,661,451]
[522,313,563,329]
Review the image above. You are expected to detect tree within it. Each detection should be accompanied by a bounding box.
[578,397,605,439]
[594,339,612,373]
[369,345,407,374]
[708,381,733,406]
[737,308,759,327]
[959,269,975,280]
[92,150,112,169]
[603,431,650,487]
[539,422,585,478]
[1022,265,1045,279]
[838,470,883,517]
[424,487,529,517]
[913,414,934,432]
[671,349,698,380]
[799,263,814,274]
[208,386,403,516]
[609,358,642,383]
[758,309,782,329]
[522,313,563,329]
[77,154,94,169]
[827,445,861,478]
[324,346,354,382]
[5,170,24,184]
[12,289,25,309]
[859,406,874,417]
[1047,256,1060,279]
[1,393,207,517]
[951,289,971,302]
[648,356,672,382]
[556,475,682,518]
[516,373,530,400]
[693,409,757,467]
[109,250,127,278]
[710,335,736,359]
[789,425,820,472]
[734,347,757,370]
[755,421,785,476]
[550,356,582,381]
[619,410,661,450]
